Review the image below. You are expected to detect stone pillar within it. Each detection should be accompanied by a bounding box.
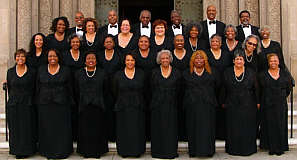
[95,0,118,26]
[78,0,95,18]
[221,0,238,26]
[259,0,281,42]
[39,0,53,35]
[203,0,221,20]
[17,0,32,50]
[239,0,259,26]
[60,0,74,26]
[32,0,39,34]
[175,0,203,24]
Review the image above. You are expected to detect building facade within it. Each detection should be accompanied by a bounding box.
[0,0,297,102]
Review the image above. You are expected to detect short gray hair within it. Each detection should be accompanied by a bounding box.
[242,34,261,54]
[156,50,173,64]
[259,25,271,33]
[224,24,237,36]
[139,10,151,20]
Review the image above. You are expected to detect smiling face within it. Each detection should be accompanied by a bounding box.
[140,11,150,26]
[86,21,95,34]
[225,27,236,40]
[34,35,44,49]
[171,12,181,25]
[70,37,80,50]
[160,53,170,67]
[108,10,117,25]
[56,19,66,33]
[174,35,185,49]
[268,55,279,70]
[138,36,150,50]
[210,36,221,50]
[240,12,250,26]
[189,26,199,38]
[194,54,205,69]
[233,56,245,68]
[125,54,135,69]
[207,5,217,20]
[245,37,258,53]
[154,24,165,36]
[120,20,131,34]
[48,50,59,65]
[85,53,97,68]
[74,12,84,27]
[15,53,26,65]
[104,37,115,50]
[260,28,270,39]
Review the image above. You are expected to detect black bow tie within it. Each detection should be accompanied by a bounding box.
[77,28,83,31]
[209,20,216,25]
[110,25,117,28]
[142,25,149,28]
[173,25,180,29]
[242,25,249,28]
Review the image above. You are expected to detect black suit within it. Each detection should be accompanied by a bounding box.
[167,24,186,39]
[200,20,226,49]
[236,25,261,42]
[132,23,154,38]
[97,24,120,50]
[68,27,84,37]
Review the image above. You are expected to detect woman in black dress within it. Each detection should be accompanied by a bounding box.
[150,19,173,52]
[113,53,146,158]
[134,35,158,141]
[150,50,180,159]
[46,17,70,53]
[114,18,138,62]
[184,23,206,53]
[171,34,191,141]
[183,50,218,157]
[223,51,259,156]
[75,51,108,158]
[81,17,101,53]
[221,25,242,56]
[36,49,73,159]
[6,49,37,159]
[27,33,48,69]
[62,34,84,141]
[206,34,233,140]
[259,53,291,155]
[241,34,261,72]
[97,36,121,142]
[258,26,285,72]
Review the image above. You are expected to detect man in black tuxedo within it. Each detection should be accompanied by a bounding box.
[167,10,186,39]
[236,10,261,42]
[132,10,153,38]
[200,5,226,49]
[97,9,119,50]
[68,11,84,38]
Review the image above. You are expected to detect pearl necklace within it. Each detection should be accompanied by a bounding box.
[85,67,96,78]
[48,64,60,75]
[234,67,245,82]
[268,68,280,80]
[70,49,80,61]
[226,39,236,51]
[125,67,135,79]
[194,67,204,76]
[105,49,114,61]
[86,33,96,46]
[245,52,253,63]
[160,65,171,78]
[16,65,27,77]
[211,49,221,60]
[189,38,197,52]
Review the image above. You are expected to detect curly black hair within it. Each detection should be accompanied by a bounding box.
[50,16,70,33]
[28,33,47,56]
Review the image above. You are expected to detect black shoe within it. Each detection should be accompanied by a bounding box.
[269,151,274,155]
[16,155,29,159]
[276,152,284,156]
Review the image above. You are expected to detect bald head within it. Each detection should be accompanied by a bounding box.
[206,5,217,20]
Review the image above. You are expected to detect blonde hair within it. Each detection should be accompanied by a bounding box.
[189,50,212,74]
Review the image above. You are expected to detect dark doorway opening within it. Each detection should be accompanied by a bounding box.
[119,0,174,25]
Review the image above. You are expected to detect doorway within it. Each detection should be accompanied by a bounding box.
[119,0,174,25]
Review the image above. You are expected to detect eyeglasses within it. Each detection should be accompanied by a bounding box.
[247,41,257,47]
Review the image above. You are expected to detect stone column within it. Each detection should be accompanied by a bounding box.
[175,0,203,24]
[17,0,32,50]
[95,0,118,26]
[60,0,74,26]
[203,0,221,20]
[239,0,259,26]
[221,0,238,26]
[39,0,53,35]
[78,0,95,18]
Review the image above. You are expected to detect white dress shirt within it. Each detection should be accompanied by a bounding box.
[242,24,252,38]
[108,23,119,36]
[172,24,182,36]
[140,22,151,37]
[75,26,84,38]
[207,19,217,39]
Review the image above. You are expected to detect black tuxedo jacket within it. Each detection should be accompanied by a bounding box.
[200,20,226,49]
[132,23,154,38]
[236,25,261,42]
[97,24,120,50]
[167,23,186,39]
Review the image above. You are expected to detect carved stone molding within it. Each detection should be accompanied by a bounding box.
[267,0,281,42]
[17,0,32,50]
[175,0,203,24]
[60,0,74,26]
[95,0,118,26]
[239,0,259,26]
[203,0,221,20]
[79,0,95,18]
[221,0,238,26]
[39,0,53,35]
